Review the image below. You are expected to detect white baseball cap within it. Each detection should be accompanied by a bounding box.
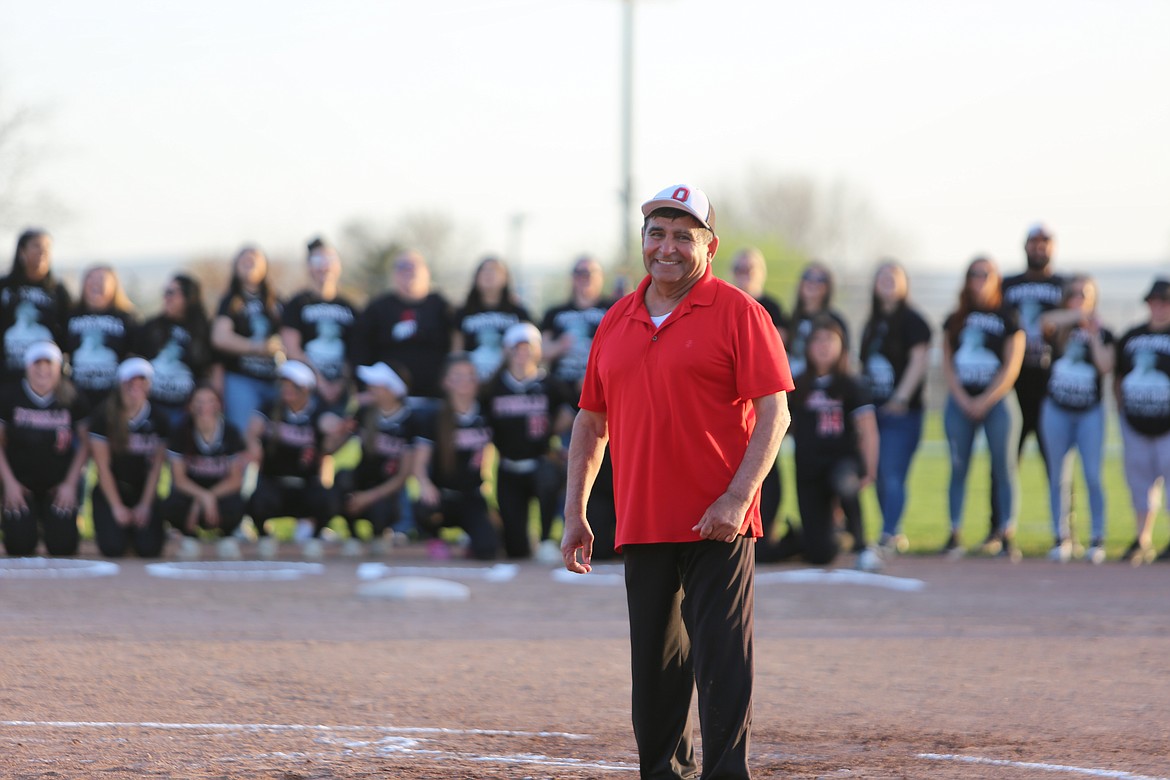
[116,357,154,383]
[502,322,542,350]
[278,360,317,389]
[641,184,716,234]
[356,362,408,397]
[23,340,63,367]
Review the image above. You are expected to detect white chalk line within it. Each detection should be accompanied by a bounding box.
[1,720,636,773]
[919,752,1170,779]
[356,562,519,582]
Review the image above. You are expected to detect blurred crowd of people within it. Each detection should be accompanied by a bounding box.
[1,224,1168,566]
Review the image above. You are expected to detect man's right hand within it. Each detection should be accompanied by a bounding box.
[561,513,594,574]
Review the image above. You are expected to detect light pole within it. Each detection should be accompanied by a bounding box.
[619,0,635,283]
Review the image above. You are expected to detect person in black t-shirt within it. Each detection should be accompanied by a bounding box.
[413,353,498,561]
[163,385,247,561]
[211,246,284,435]
[64,264,139,409]
[729,247,789,554]
[89,358,171,558]
[761,317,879,569]
[350,251,453,402]
[1114,279,1170,564]
[138,274,213,430]
[0,341,90,556]
[333,362,418,557]
[482,322,575,562]
[539,256,611,388]
[786,260,850,381]
[859,261,932,551]
[280,237,358,414]
[453,256,533,382]
[941,257,1025,559]
[245,360,343,561]
[0,229,72,388]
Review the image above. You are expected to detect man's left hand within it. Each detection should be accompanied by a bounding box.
[693,492,750,543]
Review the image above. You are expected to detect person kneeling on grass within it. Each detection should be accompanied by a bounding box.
[246,360,343,561]
[412,353,499,561]
[89,357,171,558]
[333,362,418,558]
[760,316,880,571]
[163,384,247,561]
[0,341,90,556]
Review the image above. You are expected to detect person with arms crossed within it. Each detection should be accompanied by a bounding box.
[562,184,793,780]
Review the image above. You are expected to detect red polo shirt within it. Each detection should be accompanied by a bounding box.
[579,267,793,547]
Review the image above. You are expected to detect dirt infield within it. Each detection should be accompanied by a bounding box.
[2,545,1169,779]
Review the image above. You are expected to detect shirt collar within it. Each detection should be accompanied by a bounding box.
[630,265,717,323]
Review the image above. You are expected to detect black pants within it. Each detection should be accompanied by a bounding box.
[794,458,865,565]
[161,490,245,538]
[92,486,166,558]
[333,470,401,538]
[1,488,80,556]
[496,458,561,558]
[624,539,755,780]
[247,475,338,537]
[415,488,498,560]
[586,448,620,561]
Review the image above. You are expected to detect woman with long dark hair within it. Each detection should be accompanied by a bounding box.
[65,264,138,409]
[88,358,171,558]
[412,353,498,561]
[452,256,532,381]
[858,261,932,552]
[0,341,90,556]
[211,246,284,435]
[1,229,72,386]
[941,256,1025,559]
[163,384,247,561]
[137,273,213,430]
[786,260,849,380]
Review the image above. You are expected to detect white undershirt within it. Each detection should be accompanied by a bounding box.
[650,311,672,328]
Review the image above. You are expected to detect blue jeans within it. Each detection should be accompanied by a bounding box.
[875,408,924,538]
[1039,399,1106,542]
[223,372,278,436]
[944,395,1020,534]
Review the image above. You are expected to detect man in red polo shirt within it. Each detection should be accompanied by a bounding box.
[562,184,793,779]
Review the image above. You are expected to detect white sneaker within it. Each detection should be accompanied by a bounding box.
[341,538,364,558]
[216,537,242,561]
[178,536,201,561]
[301,538,324,561]
[1047,541,1072,563]
[293,518,315,542]
[535,539,562,565]
[257,536,279,560]
[856,547,883,573]
[1086,544,1106,565]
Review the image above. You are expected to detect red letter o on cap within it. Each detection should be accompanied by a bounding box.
[671,187,690,203]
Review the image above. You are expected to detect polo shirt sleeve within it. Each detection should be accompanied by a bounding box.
[733,304,795,400]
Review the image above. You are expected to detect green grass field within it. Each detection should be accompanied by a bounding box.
[774,411,1170,560]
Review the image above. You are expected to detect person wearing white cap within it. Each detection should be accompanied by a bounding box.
[482,321,575,562]
[412,352,499,561]
[280,237,359,414]
[162,384,249,561]
[0,340,91,556]
[245,359,343,561]
[88,356,172,558]
[989,223,1067,552]
[332,362,417,557]
[562,184,794,779]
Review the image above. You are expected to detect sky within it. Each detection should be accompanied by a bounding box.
[1,0,1168,283]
